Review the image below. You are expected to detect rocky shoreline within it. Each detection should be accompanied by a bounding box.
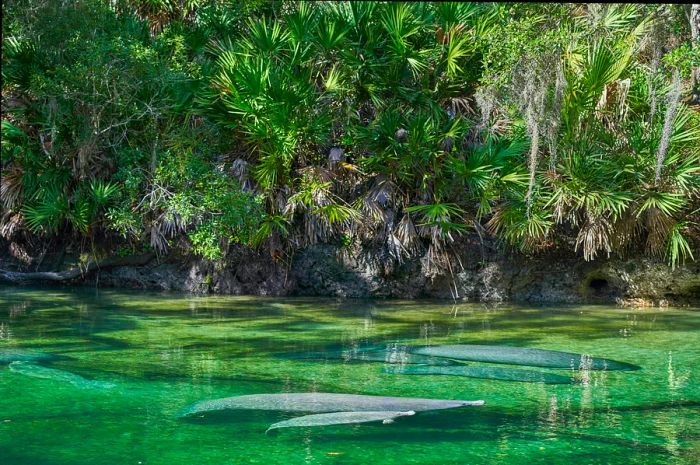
[2,237,699,307]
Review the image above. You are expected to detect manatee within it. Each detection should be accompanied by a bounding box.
[278,349,457,366]
[8,362,116,389]
[266,410,415,433]
[180,393,484,418]
[412,345,641,370]
[0,349,59,364]
[384,365,576,384]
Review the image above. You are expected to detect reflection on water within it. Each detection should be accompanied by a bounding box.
[0,322,11,340]
[668,351,690,392]
[0,286,699,465]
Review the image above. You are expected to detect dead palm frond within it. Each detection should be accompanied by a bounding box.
[0,212,22,239]
[149,222,169,254]
[643,206,675,257]
[574,214,613,261]
[0,165,23,210]
[395,212,422,256]
[610,211,644,253]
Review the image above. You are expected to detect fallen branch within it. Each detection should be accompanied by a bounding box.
[0,253,155,284]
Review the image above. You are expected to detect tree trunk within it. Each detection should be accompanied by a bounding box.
[0,253,155,284]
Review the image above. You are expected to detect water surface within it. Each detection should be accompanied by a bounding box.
[1,286,699,464]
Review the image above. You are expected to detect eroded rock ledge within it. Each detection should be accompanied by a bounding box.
[1,239,698,306]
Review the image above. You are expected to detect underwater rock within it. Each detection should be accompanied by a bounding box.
[384,365,575,384]
[411,345,640,370]
[266,410,415,433]
[0,349,58,364]
[8,362,116,389]
[180,393,484,418]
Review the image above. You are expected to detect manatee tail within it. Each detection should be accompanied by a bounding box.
[85,380,117,389]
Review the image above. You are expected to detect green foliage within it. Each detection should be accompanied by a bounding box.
[251,215,289,248]
[405,202,467,239]
[2,1,698,271]
[663,42,700,78]
[2,0,265,260]
[666,221,695,270]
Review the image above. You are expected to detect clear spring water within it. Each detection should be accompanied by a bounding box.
[1,286,698,465]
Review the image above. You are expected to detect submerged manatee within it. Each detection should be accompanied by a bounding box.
[384,365,576,384]
[0,349,59,364]
[412,345,640,370]
[266,410,415,433]
[8,362,116,389]
[279,349,457,366]
[180,393,484,418]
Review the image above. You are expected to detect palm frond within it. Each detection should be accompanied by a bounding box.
[666,221,695,270]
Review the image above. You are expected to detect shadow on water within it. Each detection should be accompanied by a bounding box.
[0,452,68,465]
[177,397,700,430]
[292,430,675,455]
[262,404,698,455]
[180,409,299,426]
[269,336,554,357]
[84,335,133,349]
[185,406,683,457]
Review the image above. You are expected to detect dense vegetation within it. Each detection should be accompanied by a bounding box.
[2,1,699,275]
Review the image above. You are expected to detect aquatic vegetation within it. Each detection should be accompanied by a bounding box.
[180,393,484,418]
[384,365,576,384]
[8,362,116,389]
[411,345,641,370]
[0,288,699,465]
[266,411,416,433]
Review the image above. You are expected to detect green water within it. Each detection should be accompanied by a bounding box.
[1,287,699,465]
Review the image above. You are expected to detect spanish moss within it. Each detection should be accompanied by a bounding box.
[655,70,682,183]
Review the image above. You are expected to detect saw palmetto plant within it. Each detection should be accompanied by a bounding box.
[2,1,698,269]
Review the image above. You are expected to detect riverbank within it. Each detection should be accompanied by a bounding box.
[2,237,698,306]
